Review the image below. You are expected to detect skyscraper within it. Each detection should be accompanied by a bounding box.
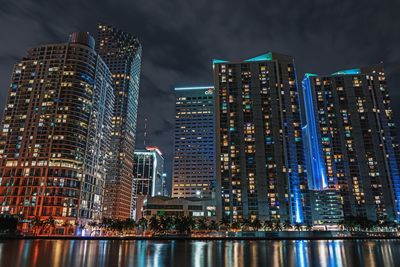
[131,146,165,218]
[172,86,216,198]
[213,52,308,223]
[302,72,344,226]
[96,24,142,219]
[0,32,114,231]
[302,65,400,223]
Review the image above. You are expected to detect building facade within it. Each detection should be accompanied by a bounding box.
[0,32,114,230]
[213,52,308,223]
[302,66,400,223]
[96,24,142,219]
[131,146,166,218]
[172,86,216,198]
[136,195,217,221]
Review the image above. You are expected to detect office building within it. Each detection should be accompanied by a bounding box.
[96,24,142,219]
[172,86,216,198]
[135,195,217,221]
[213,52,308,223]
[302,65,400,223]
[0,32,114,232]
[131,146,166,218]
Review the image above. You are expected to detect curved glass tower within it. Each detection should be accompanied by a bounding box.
[0,32,114,232]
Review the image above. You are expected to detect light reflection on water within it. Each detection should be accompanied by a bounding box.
[0,239,399,267]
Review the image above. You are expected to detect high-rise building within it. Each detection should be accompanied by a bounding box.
[131,146,166,218]
[302,71,344,226]
[302,65,400,223]
[172,86,216,199]
[213,52,308,223]
[0,32,114,231]
[96,24,142,219]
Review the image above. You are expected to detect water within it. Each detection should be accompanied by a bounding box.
[0,239,399,267]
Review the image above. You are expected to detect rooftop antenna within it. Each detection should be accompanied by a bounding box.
[143,118,147,147]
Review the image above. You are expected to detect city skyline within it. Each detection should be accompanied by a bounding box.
[2,2,400,266]
[1,27,400,225]
[2,1,400,182]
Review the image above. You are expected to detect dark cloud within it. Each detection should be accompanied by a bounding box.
[1,0,400,180]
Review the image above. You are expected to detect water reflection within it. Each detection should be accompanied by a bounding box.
[0,239,399,267]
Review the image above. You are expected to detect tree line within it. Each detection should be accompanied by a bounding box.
[0,215,398,236]
[80,216,400,235]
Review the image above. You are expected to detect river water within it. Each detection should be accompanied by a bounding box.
[0,239,399,267]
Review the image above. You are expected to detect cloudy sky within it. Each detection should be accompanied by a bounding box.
[1,0,400,178]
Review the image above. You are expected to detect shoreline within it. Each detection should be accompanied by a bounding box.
[1,233,399,241]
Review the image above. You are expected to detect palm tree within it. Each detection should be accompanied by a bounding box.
[343,216,360,231]
[196,218,208,230]
[137,217,148,231]
[185,216,196,234]
[158,216,167,233]
[174,216,195,234]
[174,216,184,233]
[149,215,160,234]
[305,223,313,231]
[294,223,302,231]
[209,220,219,231]
[386,221,398,232]
[230,221,241,231]
[100,218,112,235]
[44,216,56,235]
[263,220,274,231]
[0,216,19,234]
[123,219,136,234]
[240,218,251,231]
[165,216,174,232]
[251,219,262,231]
[110,220,124,235]
[283,220,292,231]
[30,216,43,236]
[219,217,230,231]
[158,216,174,233]
[361,220,374,231]
[273,222,283,231]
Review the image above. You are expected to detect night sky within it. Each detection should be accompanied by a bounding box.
[1,0,400,179]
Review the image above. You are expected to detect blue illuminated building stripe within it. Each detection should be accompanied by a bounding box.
[383,134,400,221]
[212,52,273,64]
[212,59,229,64]
[244,52,273,62]
[304,73,318,78]
[288,62,305,224]
[331,68,361,76]
[302,75,328,190]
